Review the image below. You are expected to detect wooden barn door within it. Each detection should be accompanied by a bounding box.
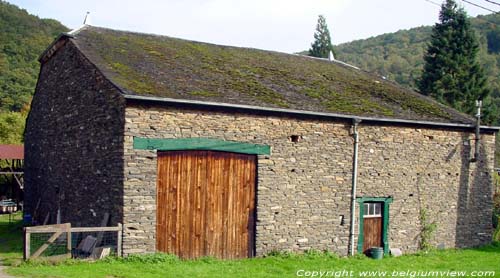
[362,202,383,253]
[156,150,256,259]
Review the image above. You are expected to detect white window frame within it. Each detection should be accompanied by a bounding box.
[363,202,382,218]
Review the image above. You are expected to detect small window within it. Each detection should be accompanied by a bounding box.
[289,135,302,143]
[364,203,382,218]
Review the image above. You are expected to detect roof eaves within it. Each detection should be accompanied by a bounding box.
[38,33,73,63]
[123,94,500,132]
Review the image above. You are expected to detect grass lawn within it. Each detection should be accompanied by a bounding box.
[0,212,23,266]
[1,213,499,277]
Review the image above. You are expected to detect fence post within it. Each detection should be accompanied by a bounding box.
[117,223,122,257]
[23,227,30,260]
[66,223,72,257]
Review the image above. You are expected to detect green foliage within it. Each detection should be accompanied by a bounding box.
[335,13,500,126]
[264,250,297,258]
[0,111,26,144]
[0,1,67,143]
[308,15,335,58]
[487,29,500,54]
[494,216,500,241]
[419,0,489,115]
[419,209,437,251]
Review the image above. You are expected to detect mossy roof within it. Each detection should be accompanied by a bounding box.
[69,26,474,124]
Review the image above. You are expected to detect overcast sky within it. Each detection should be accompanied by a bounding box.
[6,0,498,53]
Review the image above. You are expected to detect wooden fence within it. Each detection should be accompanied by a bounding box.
[24,223,122,260]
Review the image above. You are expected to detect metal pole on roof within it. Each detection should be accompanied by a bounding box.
[83,12,90,25]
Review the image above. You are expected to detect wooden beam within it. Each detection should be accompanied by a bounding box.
[133,137,271,155]
[95,212,110,247]
[25,223,70,233]
[117,223,122,257]
[70,226,122,232]
[66,224,72,257]
[31,223,71,258]
[24,228,30,260]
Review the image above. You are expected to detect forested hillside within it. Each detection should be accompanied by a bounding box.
[0,1,67,143]
[335,13,500,126]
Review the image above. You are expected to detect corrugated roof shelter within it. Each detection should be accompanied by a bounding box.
[0,145,24,159]
[25,25,498,259]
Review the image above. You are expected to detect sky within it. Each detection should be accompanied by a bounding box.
[6,0,499,53]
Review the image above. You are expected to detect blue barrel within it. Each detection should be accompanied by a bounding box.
[23,214,32,225]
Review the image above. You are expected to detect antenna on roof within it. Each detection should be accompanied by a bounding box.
[83,12,91,25]
[328,50,335,61]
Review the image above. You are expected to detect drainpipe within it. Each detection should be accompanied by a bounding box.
[349,118,361,256]
[472,99,482,162]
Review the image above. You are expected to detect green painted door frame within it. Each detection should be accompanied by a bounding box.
[133,137,271,155]
[356,196,393,255]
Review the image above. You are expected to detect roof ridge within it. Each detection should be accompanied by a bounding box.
[68,24,90,36]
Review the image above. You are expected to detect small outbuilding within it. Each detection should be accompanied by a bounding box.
[25,25,498,259]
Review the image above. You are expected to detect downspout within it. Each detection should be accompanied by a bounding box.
[349,118,361,256]
[472,99,482,162]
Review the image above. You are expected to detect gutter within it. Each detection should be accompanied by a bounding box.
[123,94,500,132]
[472,100,482,162]
[349,118,361,256]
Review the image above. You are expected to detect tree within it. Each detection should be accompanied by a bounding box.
[487,29,500,54]
[0,111,25,144]
[418,0,489,115]
[309,15,336,59]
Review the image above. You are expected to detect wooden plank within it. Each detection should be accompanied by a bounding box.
[66,224,71,257]
[0,172,24,175]
[31,223,70,258]
[95,212,110,247]
[248,155,256,258]
[24,228,30,260]
[117,223,122,256]
[25,223,70,233]
[363,217,383,253]
[70,226,121,232]
[134,137,271,155]
[43,212,50,225]
[156,150,256,259]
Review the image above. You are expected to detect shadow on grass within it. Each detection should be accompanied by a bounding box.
[0,212,24,266]
[467,241,500,253]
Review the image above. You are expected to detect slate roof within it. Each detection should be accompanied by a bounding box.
[56,26,477,125]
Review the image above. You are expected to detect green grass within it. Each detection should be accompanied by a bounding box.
[4,244,500,277]
[0,212,23,266]
[2,213,499,277]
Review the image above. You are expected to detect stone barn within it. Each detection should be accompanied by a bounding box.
[24,25,498,259]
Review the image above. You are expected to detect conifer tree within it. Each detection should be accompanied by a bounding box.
[419,0,489,114]
[309,15,336,59]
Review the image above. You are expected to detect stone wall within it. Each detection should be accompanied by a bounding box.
[122,103,496,256]
[24,40,126,227]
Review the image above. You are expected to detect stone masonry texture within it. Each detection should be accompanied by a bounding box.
[24,38,497,256]
[122,103,496,256]
[24,40,126,227]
